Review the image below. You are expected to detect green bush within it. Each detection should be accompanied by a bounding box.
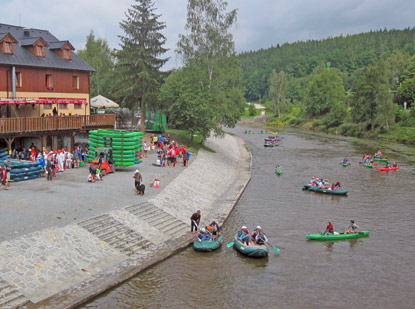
[289,117,304,126]
[312,119,323,128]
[339,123,363,137]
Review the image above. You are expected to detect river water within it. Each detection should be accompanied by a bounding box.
[84,127,415,309]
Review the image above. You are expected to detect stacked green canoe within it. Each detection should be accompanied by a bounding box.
[88,129,143,166]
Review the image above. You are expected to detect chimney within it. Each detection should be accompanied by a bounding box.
[23,27,30,37]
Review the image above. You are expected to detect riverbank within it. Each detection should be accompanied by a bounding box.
[0,133,251,308]
[238,116,415,145]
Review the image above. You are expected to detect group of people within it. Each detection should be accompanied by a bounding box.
[237,225,268,246]
[324,220,361,235]
[145,134,190,168]
[190,210,221,242]
[309,177,343,190]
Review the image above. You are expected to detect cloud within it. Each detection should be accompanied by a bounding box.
[2,0,415,70]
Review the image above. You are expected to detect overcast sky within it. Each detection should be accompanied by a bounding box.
[2,0,415,69]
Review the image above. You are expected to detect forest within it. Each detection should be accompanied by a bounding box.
[239,27,415,142]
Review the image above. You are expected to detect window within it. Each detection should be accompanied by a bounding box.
[15,72,22,87]
[46,74,53,89]
[74,104,82,109]
[72,76,79,90]
[43,104,52,109]
[37,45,44,57]
[59,103,68,109]
[5,42,12,53]
[64,49,71,59]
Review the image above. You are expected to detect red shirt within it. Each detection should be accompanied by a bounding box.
[327,223,334,231]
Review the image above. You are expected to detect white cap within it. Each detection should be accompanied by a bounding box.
[241,226,247,229]
[135,170,139,173]
[256,225,262,230]
[201,228,206,232]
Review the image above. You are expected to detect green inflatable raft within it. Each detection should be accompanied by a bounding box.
[233,234,269,258]
[373,157,388,162]
[275,170,283,175]
[193,235,224,252]
[363,163,373,168]
[342,162,351,167]
[306,231,370,240]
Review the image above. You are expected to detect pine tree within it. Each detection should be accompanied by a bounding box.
[115,0,168,131]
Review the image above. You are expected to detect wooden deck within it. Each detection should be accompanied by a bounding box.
[0,114,115,134]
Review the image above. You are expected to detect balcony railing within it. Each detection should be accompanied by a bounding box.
[0,114,115,134]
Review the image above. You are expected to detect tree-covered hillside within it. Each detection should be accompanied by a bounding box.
[240,27,415,101]
[239,27,415,143]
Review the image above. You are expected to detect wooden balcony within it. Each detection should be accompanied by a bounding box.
[0,114,115,135]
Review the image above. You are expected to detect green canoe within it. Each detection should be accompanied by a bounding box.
[316,187,348,195]
[363,163,373,168]
[193,235,224,252]
[233,234,269,258]
[275,170,283,175]
[302,184,347,195]
[373,157,388,162]
[342,162,351,167]
[306,231,370,240]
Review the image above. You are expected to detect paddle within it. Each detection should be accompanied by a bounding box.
[226,241,235,248]
[266,243,280,253]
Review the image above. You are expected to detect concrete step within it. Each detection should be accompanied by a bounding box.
[0,287,29,309]
[136,209,164,220]
[163,224,189,236]
[145,213,171,225]
[88,222,124,236]
[77,214,109,227]
[78,214,152,255]
[79,217,114,230]
[159,220,187,232]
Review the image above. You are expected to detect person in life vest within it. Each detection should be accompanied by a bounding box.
[239,226,252,246]
[210,221,220,238]
[323,222,334,235]
[254,226,268,245]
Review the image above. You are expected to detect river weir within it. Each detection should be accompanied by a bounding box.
[85,126,415,309]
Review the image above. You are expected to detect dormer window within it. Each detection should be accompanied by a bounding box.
[21,37,48,57]
[64,49,70,59]
[0,33,18,54]
[5,42,12,53]
[49,41,74,60]
[37,45,44,56]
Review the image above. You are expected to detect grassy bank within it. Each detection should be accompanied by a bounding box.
[166,129,216,153]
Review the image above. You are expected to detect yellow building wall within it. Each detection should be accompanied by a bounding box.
[0,91,90,118]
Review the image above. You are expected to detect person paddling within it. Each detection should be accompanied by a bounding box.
[254,226,268,245]
[323,222,334,235]
[392,161,398,168]
[345,220,360,234]
[239,227,252,246]
[343,157,349,164]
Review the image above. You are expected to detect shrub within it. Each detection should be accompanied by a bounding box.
[339,123,363,137]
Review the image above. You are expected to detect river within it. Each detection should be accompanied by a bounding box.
[83,127,415,309]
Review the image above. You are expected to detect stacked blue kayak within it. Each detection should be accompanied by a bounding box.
[7,159,43,182]
[0,148,9,161]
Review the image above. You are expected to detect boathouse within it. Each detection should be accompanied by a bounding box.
[0,23,115,152]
